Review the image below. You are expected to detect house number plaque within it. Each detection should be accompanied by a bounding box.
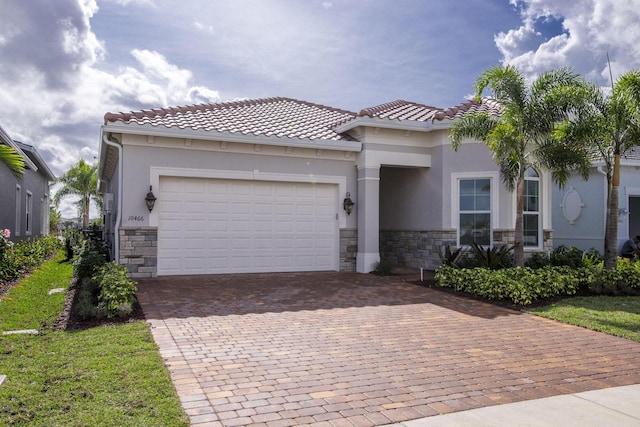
[127,215,144,222]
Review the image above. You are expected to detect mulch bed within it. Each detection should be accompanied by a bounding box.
[51,279,145,331]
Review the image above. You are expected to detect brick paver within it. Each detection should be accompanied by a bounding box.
[137,272,640,426]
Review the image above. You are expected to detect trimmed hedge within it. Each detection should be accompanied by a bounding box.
[1,233,63,283]
[435,261,640,305]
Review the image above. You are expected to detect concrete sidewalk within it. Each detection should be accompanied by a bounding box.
[386,384,640,426]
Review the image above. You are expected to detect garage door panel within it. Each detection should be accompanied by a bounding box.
[158,177,339,275]
[315,220,334,233]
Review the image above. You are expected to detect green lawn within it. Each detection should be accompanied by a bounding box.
[527,296,640,343]
[0,252,188,426]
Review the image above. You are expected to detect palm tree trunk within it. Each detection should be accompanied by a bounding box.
[604,152,621,269]
[83,197,90,229]
[513,176,525,267]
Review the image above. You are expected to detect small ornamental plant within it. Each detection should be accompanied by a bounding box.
[1,228,12,257]
[1,229,16,281]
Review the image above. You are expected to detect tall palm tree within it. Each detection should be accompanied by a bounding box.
[0,145,26,178]
[555,70,640,269]
[54,159,99,229]
[449,65,591,266]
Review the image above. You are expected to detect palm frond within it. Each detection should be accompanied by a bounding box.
[448,112,499,150]
[0,145,26,179]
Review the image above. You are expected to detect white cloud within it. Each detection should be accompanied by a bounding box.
[496,0,640,83]
[194,21,215,34]
[0,1,222,218]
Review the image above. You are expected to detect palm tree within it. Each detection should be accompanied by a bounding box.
[0,145,26,178]
[555,70,640,269]
[449,65,591,266]
[54,159,99,229]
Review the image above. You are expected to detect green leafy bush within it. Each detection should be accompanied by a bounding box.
[550,245,585,268]
[0,231,62,283]
[464,242,514,270]
[435,265,580,305]
[524,251,550,269]
[94,262,137,318]
[373,260,394,276]
[588,259,640,295]
[436,256,640,304]
[436,245,467,268]
[73,239,107,280]
[73,276,102,320]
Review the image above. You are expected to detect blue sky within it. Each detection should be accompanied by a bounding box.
[1,0,640,217]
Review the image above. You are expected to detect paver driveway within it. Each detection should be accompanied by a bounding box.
[137,272,640,427]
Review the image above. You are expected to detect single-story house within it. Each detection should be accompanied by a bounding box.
[97,97,554,278]
[0,124,56,242]
[552,147,640,254]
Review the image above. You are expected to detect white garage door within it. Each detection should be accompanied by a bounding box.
[157,176,339,275]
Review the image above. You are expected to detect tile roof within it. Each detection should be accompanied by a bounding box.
[356,98,503,122]
[104,97,357,141]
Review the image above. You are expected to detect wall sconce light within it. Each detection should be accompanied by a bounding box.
[343,192,355,215]
[619,208,629,216]
[145,185,157,212]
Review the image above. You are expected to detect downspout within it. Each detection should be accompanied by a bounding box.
[102,132,123,264]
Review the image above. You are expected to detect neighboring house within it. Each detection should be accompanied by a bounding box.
[0,124,56,242]
[97,97,553,278]
[552,147,640,255]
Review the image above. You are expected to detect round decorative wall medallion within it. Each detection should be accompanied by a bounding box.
[561,187,584,224]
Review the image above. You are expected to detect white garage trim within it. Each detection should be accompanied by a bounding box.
[149,166,349,228]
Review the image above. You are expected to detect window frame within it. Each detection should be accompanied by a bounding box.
[451,171,499,248]
[15,184,21,236]
[25,190,33,236]
[523,167,541,248]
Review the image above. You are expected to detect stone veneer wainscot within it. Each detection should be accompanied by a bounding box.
[119,226,158,278]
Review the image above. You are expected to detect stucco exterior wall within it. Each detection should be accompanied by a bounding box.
[552,164,640,255]
[0,164,17,232]
[552,171,606,253]
[119,138,358,230]
[0,162,50,241]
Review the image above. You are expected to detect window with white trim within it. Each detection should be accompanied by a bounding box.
[15,185,21,236]
[42,195,50,235]
[459,178,491,245]
[523,167,540,247]
[26,191,33,235]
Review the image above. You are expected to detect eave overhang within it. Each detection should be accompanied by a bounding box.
[102,122,362,153]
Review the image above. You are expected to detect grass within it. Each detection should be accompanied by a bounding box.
[0,251,188,426]
[0,251,72,331]
[527,296,640,343]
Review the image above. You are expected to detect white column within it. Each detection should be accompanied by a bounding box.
[356,165,380,272]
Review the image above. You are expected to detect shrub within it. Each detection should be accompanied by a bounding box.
[436,245,467,268]
[0,231,63,283]
[588,258,640,295]
[73,239,107,280]
[550,245,585,268]
[63,229,82,260]
[94,262,137,318]
[75,286,103,320]
[435,265,580,305]
[372,260,394,276]
[465,242,514,270]
[524,252,550,269]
